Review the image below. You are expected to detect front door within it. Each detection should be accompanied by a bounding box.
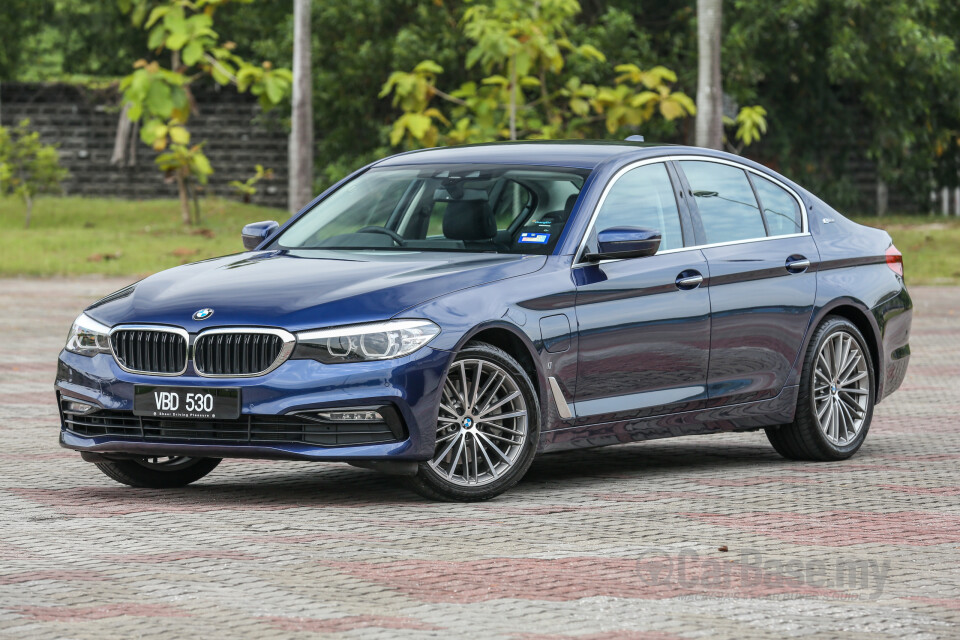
[572,161,711,422]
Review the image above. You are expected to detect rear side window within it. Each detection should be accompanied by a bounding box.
[680,160,766,244]
[592,162,684,252]
[752,174,802,236]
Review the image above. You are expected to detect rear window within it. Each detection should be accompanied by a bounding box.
[680,160,766,244]
[753,174,803,236]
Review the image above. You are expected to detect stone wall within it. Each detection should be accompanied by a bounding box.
[0,82,288,209]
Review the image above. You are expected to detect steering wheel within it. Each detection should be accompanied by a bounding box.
[356,226,405,246]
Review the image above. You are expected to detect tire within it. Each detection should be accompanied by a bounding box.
[406,341,541,501]
[94,456,221,488]
[766,316,875,461]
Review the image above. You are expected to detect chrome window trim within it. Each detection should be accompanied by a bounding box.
[193,327,297,378]
[108,324,190,377]
[573,154,810,267]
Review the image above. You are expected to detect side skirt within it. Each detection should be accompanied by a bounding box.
[538,385,798,454]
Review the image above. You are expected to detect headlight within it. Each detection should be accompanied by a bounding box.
[64,313,112,357]
[293,319,440,363]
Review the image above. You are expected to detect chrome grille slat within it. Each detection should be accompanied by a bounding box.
[108,326,291,377]
[110,328,187,375]
[194,331,287,377]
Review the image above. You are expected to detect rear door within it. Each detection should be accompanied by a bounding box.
[571,161,711,422]
[676,159,818,406]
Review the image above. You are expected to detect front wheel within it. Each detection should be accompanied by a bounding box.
[406,342,540,501]
[94,456,221,488]
[766,316,875,461]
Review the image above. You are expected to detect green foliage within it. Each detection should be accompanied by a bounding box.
[229,164,274,202]
[155,142,214,184]
[725,0,960,211]
[0,120,69,228]
[380,0,696,148]
[118,0,291,224]
[5,0,960,212]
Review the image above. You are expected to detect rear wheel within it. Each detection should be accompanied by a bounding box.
[95,456,221,488]
[766,316,875,460]
[406,342,540,501]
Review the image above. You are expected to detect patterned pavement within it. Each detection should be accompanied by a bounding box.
[0,277,958,639]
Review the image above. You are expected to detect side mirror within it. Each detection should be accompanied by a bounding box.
[586,226,661,261]
[242,220,280,250]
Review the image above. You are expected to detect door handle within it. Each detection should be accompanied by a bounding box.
[676,270,703,290]
[785,256,811,274]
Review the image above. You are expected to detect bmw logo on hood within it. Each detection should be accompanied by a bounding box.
[192,308,214,321]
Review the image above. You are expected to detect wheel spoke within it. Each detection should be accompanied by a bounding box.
[459,361,470,408]
[476,431,511,463]
[476,439,498,479]
[436,431,458,444]
[471,361,483,412]
[447,436,466,479]
[840,370,868,387]
[478,410,527,422]
[840,387,868,396]
[473,372,502,414]
[838,350,861,382]
[471,437,480,484]
[439,403,460,418]
[816,397,832,420]
[480,431,520,446]
[435,431,461,464]
[478,390,521,417]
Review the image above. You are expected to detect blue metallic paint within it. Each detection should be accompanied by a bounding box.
[56,142,912,465]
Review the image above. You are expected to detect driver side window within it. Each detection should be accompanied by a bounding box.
[593,162,684,252]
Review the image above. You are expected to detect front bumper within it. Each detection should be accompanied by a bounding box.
[55,346,453,461]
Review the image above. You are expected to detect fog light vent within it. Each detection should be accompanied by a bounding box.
[315,410,382,422]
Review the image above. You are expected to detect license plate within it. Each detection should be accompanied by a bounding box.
[134,385,240,420]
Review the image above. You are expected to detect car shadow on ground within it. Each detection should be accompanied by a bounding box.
[72,437,796,508]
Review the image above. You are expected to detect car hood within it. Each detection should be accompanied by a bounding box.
[86,250,546,331]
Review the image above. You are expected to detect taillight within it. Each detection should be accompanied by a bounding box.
[886,245,903,277]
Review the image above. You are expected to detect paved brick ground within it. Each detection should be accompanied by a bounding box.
[1,278,958,639]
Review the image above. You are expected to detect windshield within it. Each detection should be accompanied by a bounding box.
[269,163,590,255]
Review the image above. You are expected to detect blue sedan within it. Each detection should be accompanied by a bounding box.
[56,141,912,500]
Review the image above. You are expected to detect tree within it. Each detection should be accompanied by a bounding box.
[725,0,960,211]
[0,119,69,228]
[380,0,696,148]
[695,0,722,149]
[288,0,313,213]
[119,0,292,224]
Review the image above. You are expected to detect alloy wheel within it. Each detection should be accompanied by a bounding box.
[429,358,529,487]
[813,330,870,446]
[135,456,197,470]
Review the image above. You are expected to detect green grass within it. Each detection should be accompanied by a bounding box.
[851,215,960,286]
[0,196,289,277]
[1,197,957,285]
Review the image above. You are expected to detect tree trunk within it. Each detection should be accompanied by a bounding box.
[24,193,33,229]
[508,55,517,141]
[190,180,202,225]
[695,0,723,150]
[175,173,191,225]
[288,0,314,214]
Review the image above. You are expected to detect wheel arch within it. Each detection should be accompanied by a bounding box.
[796,299,884,399]
[450,321,546,411]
